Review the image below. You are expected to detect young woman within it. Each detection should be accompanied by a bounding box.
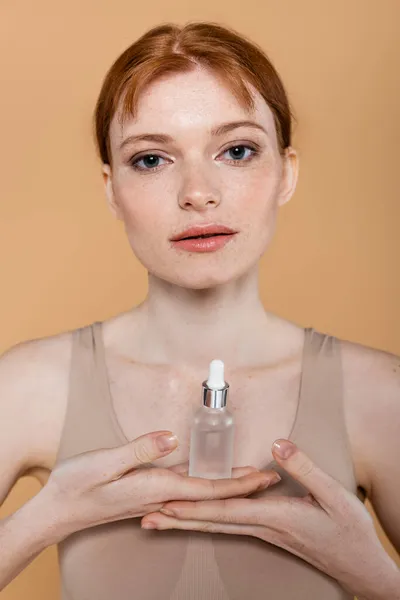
[0,21,399,600]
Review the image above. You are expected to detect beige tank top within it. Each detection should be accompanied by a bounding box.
[55,322,357,600]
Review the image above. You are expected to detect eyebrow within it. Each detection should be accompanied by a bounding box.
[118,120,269,151]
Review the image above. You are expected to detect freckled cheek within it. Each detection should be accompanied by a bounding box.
[122,210,168,262]
[116,188,167,236]
[230,164,278,199]
[236,182,278,224]
[123,204,156,231]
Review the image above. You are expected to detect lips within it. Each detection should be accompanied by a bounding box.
[171,224,236,241]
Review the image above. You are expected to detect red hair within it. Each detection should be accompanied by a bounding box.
[94,21,295,165]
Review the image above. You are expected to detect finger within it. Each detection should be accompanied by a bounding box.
[173,471,279,502]
[232,466,260,478]
[230,469,281,498]
[169,467,279,502]
[272,439,344,511]
[141,513,258,536]
[158,497,267,525]
[107,431,179,479]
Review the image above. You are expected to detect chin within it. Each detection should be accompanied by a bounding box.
[154,262,255,290]
[137,240,266,289]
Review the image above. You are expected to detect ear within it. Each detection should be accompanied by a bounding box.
[102,164,124,220]
[277,147,299,207]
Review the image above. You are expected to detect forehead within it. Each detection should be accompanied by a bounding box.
[109,67,277,147]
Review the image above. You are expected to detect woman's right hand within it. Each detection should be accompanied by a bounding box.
[44,430,277,541]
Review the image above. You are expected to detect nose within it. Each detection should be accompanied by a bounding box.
[177,166,221,211]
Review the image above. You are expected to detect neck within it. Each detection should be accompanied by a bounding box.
[133,265,281,369]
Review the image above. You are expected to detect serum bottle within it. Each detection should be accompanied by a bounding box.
[188,359,235,479]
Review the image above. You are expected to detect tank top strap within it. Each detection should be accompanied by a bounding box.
[290,327,357,491]
[292,328,342,437]
[55,321,124,464]
[91,321,129,444]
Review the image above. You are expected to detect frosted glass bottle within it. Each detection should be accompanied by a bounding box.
[188,360,235,479]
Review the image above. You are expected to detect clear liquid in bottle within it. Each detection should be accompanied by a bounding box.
[188,406,235,478]
[188,359,235,479]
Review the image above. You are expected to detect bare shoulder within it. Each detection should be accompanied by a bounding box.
[0,329,74,485]
[340,337,400,496]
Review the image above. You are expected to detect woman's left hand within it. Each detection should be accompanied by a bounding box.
[141,439,400,600]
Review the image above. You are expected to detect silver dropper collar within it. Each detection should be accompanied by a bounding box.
[202,380,229,408]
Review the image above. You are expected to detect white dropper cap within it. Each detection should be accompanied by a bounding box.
[206,359,225,390]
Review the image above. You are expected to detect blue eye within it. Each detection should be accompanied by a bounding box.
[131,154,166,171]
[223,145,255,161]
[129,144,260,173]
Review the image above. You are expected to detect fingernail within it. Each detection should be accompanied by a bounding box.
[160,508,176,517]
[270,472,282,484]
[273,439,295,459]
[142,522,157,529]
[258,472,281,489]
[156,433,178,452]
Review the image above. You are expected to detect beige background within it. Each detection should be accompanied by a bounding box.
[0,0,399,598]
